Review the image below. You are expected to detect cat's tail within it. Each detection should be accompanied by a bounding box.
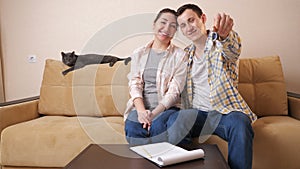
[124,57,131,65]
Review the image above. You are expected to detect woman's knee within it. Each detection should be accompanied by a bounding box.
[125,111,145,137]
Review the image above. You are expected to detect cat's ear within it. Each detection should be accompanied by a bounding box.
[72,51,75,55]
[61,52,65,56]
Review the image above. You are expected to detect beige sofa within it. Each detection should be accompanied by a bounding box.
[0,56,300,169]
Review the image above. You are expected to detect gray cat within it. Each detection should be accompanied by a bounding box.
[61,51,131,75]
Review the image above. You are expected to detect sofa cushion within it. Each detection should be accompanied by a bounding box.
[38,59,130,117]
[202,116,300,169]
[252,116,300,169]
[0,116,127,167]
[238,56,288,116]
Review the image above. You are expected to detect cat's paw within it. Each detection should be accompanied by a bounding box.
[62,71,68,76]
[109,62,115,67]
[124,57,131,65]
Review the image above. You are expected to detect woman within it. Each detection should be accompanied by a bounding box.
[124,8,187,145]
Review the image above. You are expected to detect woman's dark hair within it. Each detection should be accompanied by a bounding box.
[154,8,177,23]
[177,4,203,17]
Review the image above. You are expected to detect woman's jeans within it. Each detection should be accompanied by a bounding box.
[167,109,254,169]
[125,107,179,146]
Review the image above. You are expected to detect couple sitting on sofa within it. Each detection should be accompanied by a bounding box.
[124,4,256,169]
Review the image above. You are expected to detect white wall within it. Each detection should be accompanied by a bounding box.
[1,0,300,101]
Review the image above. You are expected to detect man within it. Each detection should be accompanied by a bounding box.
[168,4,257,169]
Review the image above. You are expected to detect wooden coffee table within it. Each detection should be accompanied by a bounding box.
[64,144,230,169]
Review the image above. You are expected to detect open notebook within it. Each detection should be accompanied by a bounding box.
[130,142,205,167]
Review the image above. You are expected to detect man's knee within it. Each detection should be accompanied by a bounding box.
[231,112,252,126]
[229,112,254,138]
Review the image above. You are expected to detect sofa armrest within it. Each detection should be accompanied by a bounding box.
[288,92,300,120]
[0,96,40,138]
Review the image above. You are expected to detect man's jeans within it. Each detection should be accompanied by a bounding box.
[125,107,179,146]
[167,109,254,169]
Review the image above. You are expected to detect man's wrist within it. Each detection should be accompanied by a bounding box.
[219,31,232,42]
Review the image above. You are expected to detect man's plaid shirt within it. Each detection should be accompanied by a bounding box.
[184,30,257,123]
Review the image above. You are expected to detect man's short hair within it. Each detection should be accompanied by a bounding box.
[177,4,203,18]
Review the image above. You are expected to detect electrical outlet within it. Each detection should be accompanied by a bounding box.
[28,55,37,63]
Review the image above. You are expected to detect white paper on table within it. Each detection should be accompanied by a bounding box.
[130,142,205,167]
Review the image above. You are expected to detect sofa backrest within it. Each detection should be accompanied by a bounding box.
[238,56,288,117]
[39,56,288,118]
[38,59,130,117]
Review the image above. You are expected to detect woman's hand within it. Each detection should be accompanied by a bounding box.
[137,110,152,129]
